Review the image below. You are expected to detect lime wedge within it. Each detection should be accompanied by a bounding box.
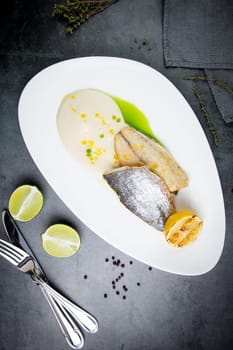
[41,224,81,258]
[8,184,43,221]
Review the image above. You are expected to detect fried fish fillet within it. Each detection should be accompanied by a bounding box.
[115,127,189,192]
[114,133,143,167]
[103,166,175,231]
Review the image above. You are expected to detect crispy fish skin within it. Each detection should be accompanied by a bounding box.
[103,166,175,231]
[118,127,189,192]
[114,133,143,167]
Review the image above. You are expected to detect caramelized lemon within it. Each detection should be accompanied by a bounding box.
[164,210,203,247]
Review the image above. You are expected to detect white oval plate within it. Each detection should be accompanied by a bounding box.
[18,57,225,275]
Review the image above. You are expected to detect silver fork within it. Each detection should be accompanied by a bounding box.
[0,239,98,349]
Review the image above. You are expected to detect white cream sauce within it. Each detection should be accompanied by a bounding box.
[57,89,126,174]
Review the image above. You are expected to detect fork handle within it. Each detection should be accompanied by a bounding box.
[39,285,84,349]
[38,277,98,334]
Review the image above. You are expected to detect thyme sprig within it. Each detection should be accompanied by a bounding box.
[52,0,119,34]
[193,87,219,145]
[185,76,233,96]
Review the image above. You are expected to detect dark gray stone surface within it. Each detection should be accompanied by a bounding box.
[0,1,233,349]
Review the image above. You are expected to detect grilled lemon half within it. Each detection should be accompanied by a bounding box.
[164,210,203,247]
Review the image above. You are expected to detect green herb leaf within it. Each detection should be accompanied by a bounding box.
[193,87,219,146]
[52,0,119,34]
[184,76,233,96]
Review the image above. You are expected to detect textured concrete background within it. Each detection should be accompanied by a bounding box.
[1,1,233,349]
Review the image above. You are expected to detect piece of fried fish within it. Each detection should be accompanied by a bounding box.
[115,127,189,192]
[103,166,175,231]
[114,132,143,167]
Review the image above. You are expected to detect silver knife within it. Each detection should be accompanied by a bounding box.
[1,209,98,334]
[2,209,48,282]
[0,237,85,349]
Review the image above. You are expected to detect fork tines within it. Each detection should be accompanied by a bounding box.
[0,239,27,266]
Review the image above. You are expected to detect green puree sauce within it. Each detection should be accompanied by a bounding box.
[111,95,163,146]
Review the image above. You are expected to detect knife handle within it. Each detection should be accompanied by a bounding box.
[39,284,84,349]
[38,277,98,334]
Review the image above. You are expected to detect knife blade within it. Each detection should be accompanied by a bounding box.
[2,208,48,282]
[1,209,87,348]
[1,208,98,337]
